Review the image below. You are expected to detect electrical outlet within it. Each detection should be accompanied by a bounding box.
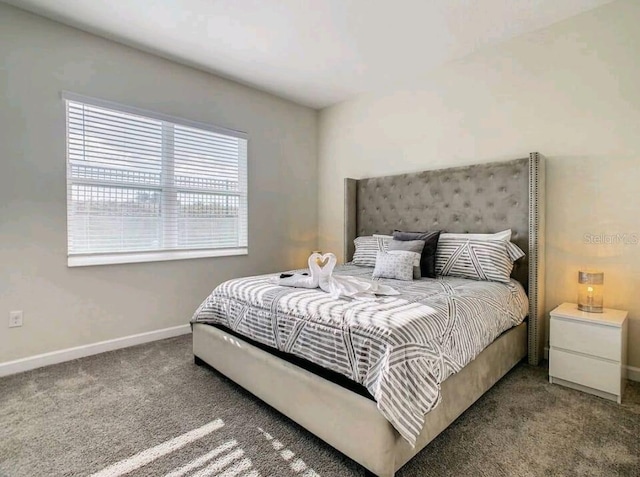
[9,310,23,328]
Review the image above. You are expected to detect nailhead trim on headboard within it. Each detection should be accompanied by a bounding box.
[527,152,546,365]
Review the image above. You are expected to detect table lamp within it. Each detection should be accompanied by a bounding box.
[577,271,604,313]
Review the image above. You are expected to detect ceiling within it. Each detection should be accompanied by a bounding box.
[5,0,613,108]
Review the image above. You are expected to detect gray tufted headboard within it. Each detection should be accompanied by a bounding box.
[344,153,546,365]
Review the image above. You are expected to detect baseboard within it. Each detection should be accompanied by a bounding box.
[0,324,191,378]
[544,346,639,383]
[627,365,640,383]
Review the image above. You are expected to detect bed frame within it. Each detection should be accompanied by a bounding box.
[193,153,545,476]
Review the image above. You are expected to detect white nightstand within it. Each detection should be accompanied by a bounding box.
[549,302,628,403]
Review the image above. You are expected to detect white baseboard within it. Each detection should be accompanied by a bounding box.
[627,365,640,383]
[0,324,191,378]
[544,346,639,383]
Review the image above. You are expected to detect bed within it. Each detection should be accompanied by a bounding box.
[192,153,546,476]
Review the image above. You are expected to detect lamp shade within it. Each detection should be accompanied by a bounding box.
[577,271,604,313]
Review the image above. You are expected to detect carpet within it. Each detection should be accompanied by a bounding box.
[0,334,638,477]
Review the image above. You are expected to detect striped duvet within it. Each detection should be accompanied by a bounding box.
[191,264,528,445]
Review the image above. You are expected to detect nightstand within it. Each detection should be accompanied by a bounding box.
[549,302,628,403]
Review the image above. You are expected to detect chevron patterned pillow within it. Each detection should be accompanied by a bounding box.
[435,238,525,283]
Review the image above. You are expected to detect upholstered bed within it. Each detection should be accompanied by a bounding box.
[192,153,545,476]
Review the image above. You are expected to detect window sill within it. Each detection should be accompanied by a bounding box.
[68,248,248,267]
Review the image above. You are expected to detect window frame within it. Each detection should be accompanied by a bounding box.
[63,91,249,267]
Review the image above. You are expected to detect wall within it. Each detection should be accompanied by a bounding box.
[0,4,317,363]
[318,0,640,369]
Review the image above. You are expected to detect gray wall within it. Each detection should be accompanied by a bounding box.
[318,0,640,369]
[0,4,318,363]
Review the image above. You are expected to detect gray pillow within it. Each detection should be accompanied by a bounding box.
[387,239,425,279]
[393,230,441,278]
[372,251,415,281]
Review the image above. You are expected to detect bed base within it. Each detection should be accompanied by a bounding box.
[193,321,527,477]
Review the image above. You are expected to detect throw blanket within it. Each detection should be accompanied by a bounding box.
[275,252,399,300]
[191,264,528,445]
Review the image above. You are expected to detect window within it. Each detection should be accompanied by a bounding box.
[64,92,248,267]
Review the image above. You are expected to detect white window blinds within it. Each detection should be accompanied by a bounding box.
[64,92,248,267]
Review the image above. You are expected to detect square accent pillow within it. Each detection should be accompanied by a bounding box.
[435,238,524,283]
[352,235,392,267]
[393,230,441,278]
[372,251,415,281]
[387,239,425,279]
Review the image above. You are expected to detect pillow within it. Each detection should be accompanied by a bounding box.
[435,238,525,283]
[506,241,526,262]
[372,251,415,281]
[387,239,425,279]
[393,230,441,278]
[352,234,392,267]
[440,229,511,242]
[373,234,393,251]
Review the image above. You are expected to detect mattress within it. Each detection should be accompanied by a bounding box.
[191,264,528,445]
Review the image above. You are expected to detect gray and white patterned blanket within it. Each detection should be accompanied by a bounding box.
[191,264,528,445]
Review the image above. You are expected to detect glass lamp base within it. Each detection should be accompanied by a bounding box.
[578,303,603,313]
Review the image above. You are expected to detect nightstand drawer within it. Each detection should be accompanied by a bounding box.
[550,317,621,361]
[549,349,621,395]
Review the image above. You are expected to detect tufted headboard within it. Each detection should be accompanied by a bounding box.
[344,153,546,365]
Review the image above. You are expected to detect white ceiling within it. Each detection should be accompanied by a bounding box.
[5,0,613,108]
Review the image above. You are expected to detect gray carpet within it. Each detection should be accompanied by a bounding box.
[0,335,638,477]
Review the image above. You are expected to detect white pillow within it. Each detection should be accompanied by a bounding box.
[372,250,415,281]
[440,229,511,242]
[373,234,393,250]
